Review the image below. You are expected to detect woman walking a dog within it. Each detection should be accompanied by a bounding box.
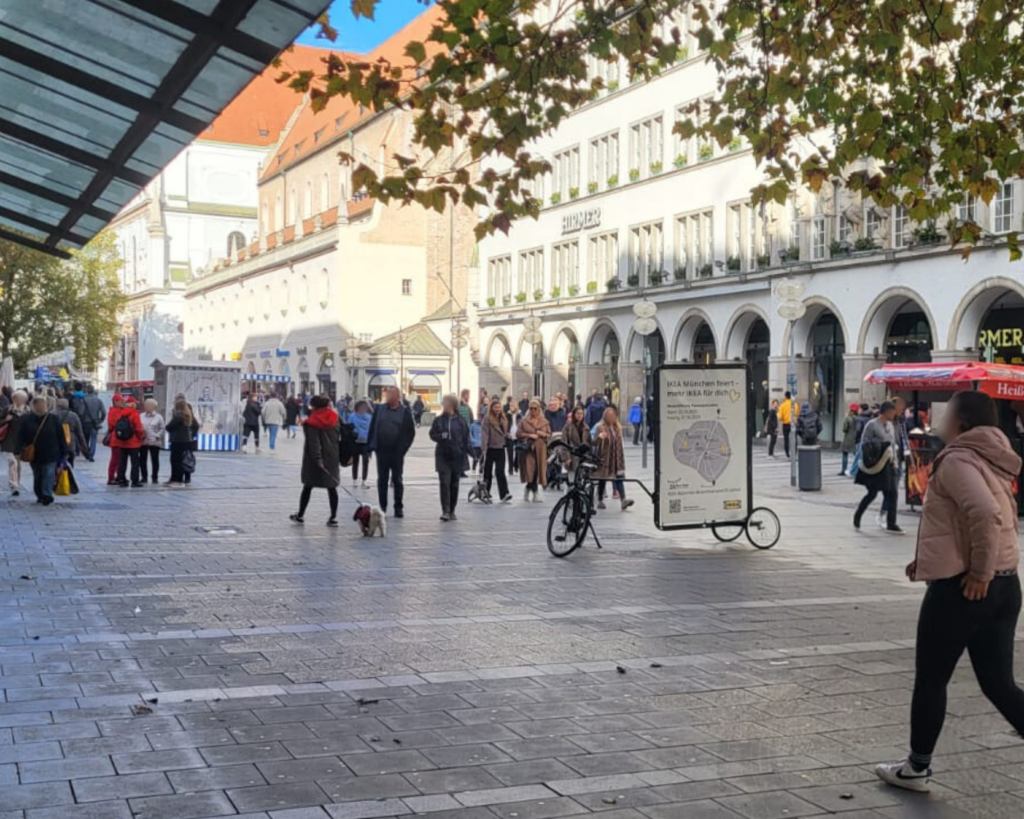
[290,395,343,527]
[430,394,470,521]
[480,398,512,502]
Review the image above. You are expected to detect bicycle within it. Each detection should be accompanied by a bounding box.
[545,440,603,558]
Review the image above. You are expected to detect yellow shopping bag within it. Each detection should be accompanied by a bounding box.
[55,467,71,496]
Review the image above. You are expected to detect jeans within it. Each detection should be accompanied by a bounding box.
[267,424,279,450]
[84,426,98,460]
[849,443,863,478]
[438,466,461,514]
[375,450,405,513]
[483,448,509,498]
[782,423,792,458]
[506,439,516,474]
[351,443,370,481]
[6,452,21,492]
[841,452,849,474]
[169,442,191,483]
[117,448,140,485]
[32,460,56,502]
[854,484,897,529]
[139,445,160,482]
[298,484,339,519]
[632,424,641,445]
[911,574,1024,758]
[598,479,626,500]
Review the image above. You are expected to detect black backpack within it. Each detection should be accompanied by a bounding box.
[114,414,134,441]
[338,420,357,467]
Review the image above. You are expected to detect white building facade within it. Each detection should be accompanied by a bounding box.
[476,35,1024,442]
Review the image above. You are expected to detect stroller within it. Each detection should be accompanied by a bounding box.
[467,476,493,504]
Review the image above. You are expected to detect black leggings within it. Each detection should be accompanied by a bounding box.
[854,485,897,529]
[351,443,370,481]
[483,448,509,498]
[298,484,339,520]
[911,574,1024,758]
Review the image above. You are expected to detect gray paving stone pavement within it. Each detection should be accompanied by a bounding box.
[0,437,1020,818]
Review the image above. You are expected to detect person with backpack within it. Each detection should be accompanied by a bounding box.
[111,395,145,487]
[430,394,470,522]
[54,398,88,468]
[854,401,903,535]
[17,395,67,505]
[261,393,286,451]
[165,397,199,486]
[285,395,301,438]
[104,394,125,485]
[290,395,346,526]
[241,393,262,453]
[79,384,105,462]
[347,399,373,487]
[628,398,643,445]
[1,389,29,497]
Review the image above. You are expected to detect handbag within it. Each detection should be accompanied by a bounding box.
[515,438,533,454]
[55,465,71,496]
[20,414,47,464]
[181,449,196,475]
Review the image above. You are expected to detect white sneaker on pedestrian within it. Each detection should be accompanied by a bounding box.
[875,760,931,793]
[524,487,531,501]
[876,513,886,530]
[361,480,368,489]
[532,491,543,503]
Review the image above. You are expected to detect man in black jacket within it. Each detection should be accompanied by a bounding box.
[367,386,416,517]
[81,385,105,461]
[18,396,67,505]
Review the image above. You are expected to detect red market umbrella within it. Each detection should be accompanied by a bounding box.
[865,361,1024,399]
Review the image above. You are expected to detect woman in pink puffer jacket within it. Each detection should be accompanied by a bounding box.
[877,391,1024,792]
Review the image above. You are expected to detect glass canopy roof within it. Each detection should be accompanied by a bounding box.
[0,0,331,256]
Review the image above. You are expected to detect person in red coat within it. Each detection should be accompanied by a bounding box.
[111,395,145,487]
[105,394,125,485]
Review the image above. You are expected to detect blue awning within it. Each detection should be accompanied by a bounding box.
[243,373,290,382]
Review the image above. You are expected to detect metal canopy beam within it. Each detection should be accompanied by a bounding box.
[0,227,71,258]
[46,0,261,250]
[0,37,210,135]
[115,0,281,65]
[0,172,117,223]
[0,119,151,188]
[0,204,90,247]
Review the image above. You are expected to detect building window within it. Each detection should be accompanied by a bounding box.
[747,203,760,270]
[551,240,579,296]
[789,198,804,255]
[811,215,827,260]
[274,195,283,231]
[289,187,297,224]
[588,231,618,289]
[319,268,330,308]
[488,255,512,301]
[838,214,853,243]
[958,195,977,224]
[629,221,663,286]
[864,204,882,242]
[320,173,330,211]
[589,132,619,192]
[994,182,1015,234]
[518,248,543,297]
[227,231,246,258]
[893,205,910,248]
[629,115,664,180]
[674,209,713,278]
[401,278,412,295]
[304,181,313,220]
[587,53,620,94]
[359,332,374,343]
[551,146,580,201]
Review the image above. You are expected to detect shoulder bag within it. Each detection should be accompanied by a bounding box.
[20,415,48,464]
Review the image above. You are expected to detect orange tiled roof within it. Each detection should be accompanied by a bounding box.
[200,45,330,147]
[259,4,448,180]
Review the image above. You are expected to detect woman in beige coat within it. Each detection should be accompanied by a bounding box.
[593,406,634,511]
[517,399,550,502]
[877,391,1024,792]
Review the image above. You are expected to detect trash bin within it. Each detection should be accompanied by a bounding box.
[798,445,822,491]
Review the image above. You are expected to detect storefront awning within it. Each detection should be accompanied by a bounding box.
[865,361,1024,397]
[244,373,290,382]
[0,0,331,257]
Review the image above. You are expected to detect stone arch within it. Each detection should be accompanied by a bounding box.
[948,276,1024,352]
[722,303,772,361]
[484,331,515,370]
[550,323,582,365]
[584,318,622,364]
[780,297,851,358]
[624,318,669,363]
[672,308,718,361]
[857,286,937,357]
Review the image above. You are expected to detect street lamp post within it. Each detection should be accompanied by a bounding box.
[396,327,406,399]
[451,319,469,396]
[776,279,807,488]
[632,298,658,470]
[522,314,543,397]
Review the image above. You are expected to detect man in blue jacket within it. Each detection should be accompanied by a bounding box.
[585,392,607,429]
[367,386,416,517]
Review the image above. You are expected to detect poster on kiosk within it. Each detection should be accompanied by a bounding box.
[654,363,752,530]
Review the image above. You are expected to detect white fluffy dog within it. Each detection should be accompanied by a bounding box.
[353,503,386,537]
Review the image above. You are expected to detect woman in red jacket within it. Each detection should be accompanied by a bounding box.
[105,395,124,485]
[110,395,145,487]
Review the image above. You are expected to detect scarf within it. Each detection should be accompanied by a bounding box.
[305,406,339,429]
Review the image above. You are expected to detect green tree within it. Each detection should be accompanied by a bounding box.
[0,232,124,372]
[289,0,1024,255]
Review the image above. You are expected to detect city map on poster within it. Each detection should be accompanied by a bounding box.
[656,366,749,529]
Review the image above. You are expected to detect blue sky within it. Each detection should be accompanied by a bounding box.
[296,0,428,53]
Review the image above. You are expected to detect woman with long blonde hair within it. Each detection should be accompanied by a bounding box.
[517,398,551,502]
[593,406,634,511]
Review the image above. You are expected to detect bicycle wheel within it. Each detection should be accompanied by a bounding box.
[547,493,588,558]
[745,506,781,549]
[710,521,744,542]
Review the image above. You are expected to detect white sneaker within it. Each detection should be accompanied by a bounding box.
[876,513,886,530]
[361,480,368,489]
[875,760,931,792]
[532,491,543,503]
[524,487,531,501]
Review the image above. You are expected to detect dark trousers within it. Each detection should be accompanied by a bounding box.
[598,479,626,500]
[117,448,140,485]
[84,426,98,460]
[139,445,160,482]
[767,431,777,456]
[32,460,56,502]
[438,466,460,514]
[243,423,260,447]
[506,440,517,474]
[854,485,897,529]
[632,424,641,445]
[911,575,1024,757]
[351,443,370,481]
[298,484,339,519]
[375,450,405,513]
[782,423,792,457]
[169,442,190,483]
[483,449,509,498]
